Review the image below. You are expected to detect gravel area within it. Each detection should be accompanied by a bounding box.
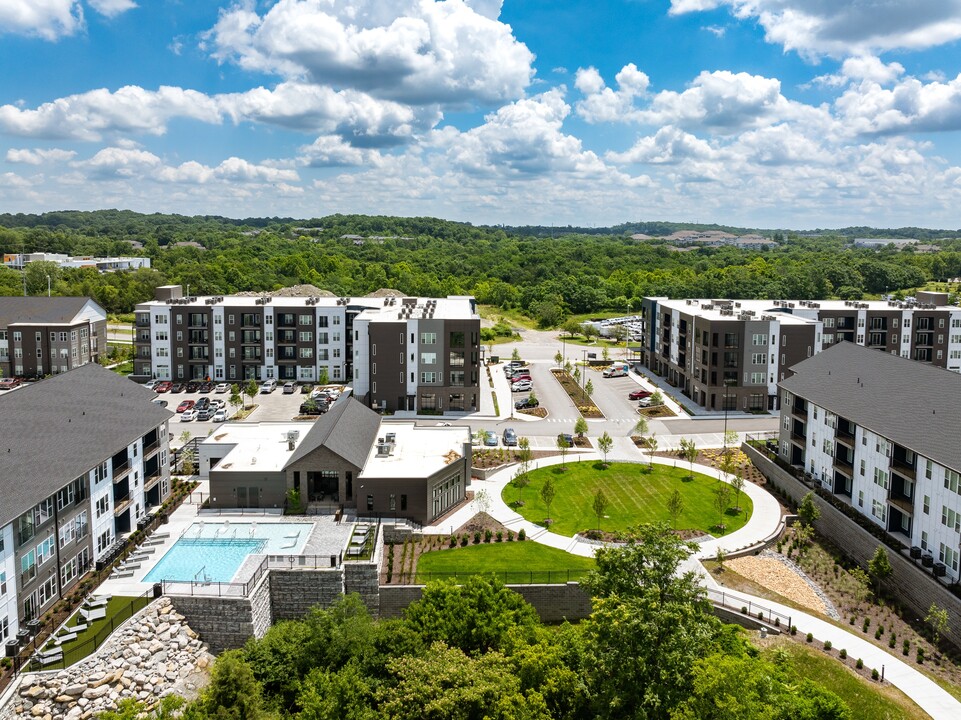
[726,551,840,619]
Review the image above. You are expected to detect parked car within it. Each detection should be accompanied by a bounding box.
[283,382,296,394]
[628,389,652,400]
[299,400,328,415]
[144,380,159,390]
[212,408,228,423]
[180,409,197,421]
[176,400,195,413]
[151,398,168,408]
[260,379,277,393]
[638,396,655,408]
[510,374,532,383]
[557,433,574,448]
[515,397,539,410]
[503,428,518,446]
[154,381,173,393]
[507,367,531,379]
[483,431,498,447]
[301,383,313,395]
[185,381,200,393]
[214,383,230,393]
[511,380,533,392]
[194,397,210,411]
[505,360,525,371]
[0,378,21,390]
[196,407,213,421]
[170,383,186,393]
[210,399,226,410]
[198,382,214,394]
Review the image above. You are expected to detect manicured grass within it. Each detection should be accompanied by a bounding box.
[415,541,595,584]
[39,595,151,669]
[505,462,752,537]
[762,638,928,720]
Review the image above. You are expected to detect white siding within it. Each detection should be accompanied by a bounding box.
[0,523,18,641]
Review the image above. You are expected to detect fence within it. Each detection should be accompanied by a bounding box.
[706,587,791,629]
[411,569,591,585]
[160,554,340,598]
[25,590,155,673]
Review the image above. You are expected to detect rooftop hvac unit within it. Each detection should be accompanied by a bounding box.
[376,443,392,457]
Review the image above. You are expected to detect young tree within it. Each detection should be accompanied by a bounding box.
[665,488,685,529]
[868,545,893,597]
[647,434,658,471]
[517,436,532,473]
[583,324,599,343]
[649,389,664,406]
[601,345,610,362]
[318,367,330,386]
[597,432,613,467]
[244,378,259,409]
[574,417,589,438]
[723,429,739,451]
[473,489,492,516]
[682,439,698,479]
[527,389,538,406]
[554,349,563,366]
[511,347,521,362]
[178,429,192,447]
[926,603,949,651]
[229,383,242,413]
[718,451,738,481]
[713,485,731,531]
[573,367,581,385]
[556,434,569,470]
[585,378,594,397]
[562,318,583,339]
[633,416,648,438]
[849,566,870,609]
[798,491,821,527]
[512,468,530,507]
[563,359,573,376]
[592,489,609,533]
[541,477,557,525]
[180,448,195,477]
[730,470,745,513]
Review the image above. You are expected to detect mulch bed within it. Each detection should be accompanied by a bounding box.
[550,369,604,419]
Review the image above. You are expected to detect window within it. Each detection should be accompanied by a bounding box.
[95,495,109,518]
[939,543,959,572]
[421,352,436,364]
[12,331,20,342]
[420,371,437,383]
[97,530,113,554]
[823,333,834,344]
[873,468,889,490]
[420,332,436,345]
[945,469,960,495]
[822,317,835,328]
[860,460,865,476]
[300,348,313,358]
[318,332,329,344]
[876,438,891,457]
[921,531,928,551]
[333,316,340,325]
[857,317,865,328]
[299,331,313,342]
[299,314,312,325]
[0,571,6,597]
[750,372,765,384]
[319,349,329,361]
[871,499,887,523]
[924,495,930,514]
[389,494,396,511]
[858,491,863,507]
[318,316,328,327]
[822,438,832,455]
[449,331,465,346]
[941,505,961,532]
[752,334,767,346]
[401,494,407,511]
[751,353,766,364]
[449,351,465,367]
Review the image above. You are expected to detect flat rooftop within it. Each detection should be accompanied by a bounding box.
[361,422,470,479]
[204,422,309,473]
[655,298,818,325]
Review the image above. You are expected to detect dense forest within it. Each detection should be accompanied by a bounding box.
[0,210,959,319]
[103,526,853,720]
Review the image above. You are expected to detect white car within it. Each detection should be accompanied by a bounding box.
[210,399,226,410]
[144,380,159,390]
[511,380,533,392]
[180,408,197,421]
[212,409,228,423]
[260,379,277,394]
[214,383,230,393]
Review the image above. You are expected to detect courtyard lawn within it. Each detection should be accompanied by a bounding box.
[415,541,595,585]
[505,461,752,537]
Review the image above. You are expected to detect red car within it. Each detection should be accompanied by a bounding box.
[176,399,195,413]
[154,381,173,393]
[628,389,652,401]
[0,378,21,390]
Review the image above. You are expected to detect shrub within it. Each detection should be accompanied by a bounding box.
[507,531,514,541]
[824,640,832,651]
[496,531,503,542]
[862,618,870,633]
[790,625,797,636]
[902,639,910,656]
[773,617,780,627]
[856,658,863,669]
[449,535,457,548]
[473,531,481,545]
[741,606,748,615]
[888,635,896,649]
[518,528,526,541]
[840,648,847,659]
[872,668,880,681]
[874,628,882,640]
[806,632,814,643]
[849,616,856,625]
[916,648,924,664]
[758,611,765,621]
[484,529,493,543]
[460,535,468,547]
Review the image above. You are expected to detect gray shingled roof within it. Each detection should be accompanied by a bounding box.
[285,397,381,470]
[0,297,99,326]
[780,343,961,473]
[0,364,173,528]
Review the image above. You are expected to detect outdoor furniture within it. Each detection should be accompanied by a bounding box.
[346,546,365,557]
[80,607,106,622]
[85,595,110,609]
[37,647,63,665]
[54,631,77,645]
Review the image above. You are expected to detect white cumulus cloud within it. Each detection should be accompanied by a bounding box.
[0,0,83,40]
[87,0,136,18]
[6,147,78,164]
[575,64,650,123]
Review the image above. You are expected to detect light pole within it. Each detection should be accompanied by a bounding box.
[45,274,51,298]
[722,379,733,456]
[582,349,588,390]
[625,302,631,360]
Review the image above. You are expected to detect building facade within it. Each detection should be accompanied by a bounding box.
[777,343,961,582]
[0,297,107,379]
[134,286,481,414]
[0,365,172,646]
[637,293,961,412]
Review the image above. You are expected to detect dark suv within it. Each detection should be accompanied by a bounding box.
[515,397,539,410]
[557,433,574,448]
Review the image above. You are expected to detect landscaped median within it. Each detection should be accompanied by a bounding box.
[550,368,603,419]
[414,541,595,584]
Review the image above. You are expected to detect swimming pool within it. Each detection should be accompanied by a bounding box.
[144,521,314,583]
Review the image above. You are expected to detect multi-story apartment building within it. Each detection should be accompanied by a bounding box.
[0,297,107,378]
[133,286,481,414]
[638,291,961,412]
[778,343,961,582]
[0,365,172,645]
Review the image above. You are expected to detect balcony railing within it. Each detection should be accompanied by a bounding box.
[888,495,914,515]
[114,496,132,516]
[143,439,161,456]
[144,472,163,491]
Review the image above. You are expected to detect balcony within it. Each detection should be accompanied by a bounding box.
[836,418,856,441]
[143,439,161,456]
[135,315,150,327]
[112,460,130,481]
[188,316,209,329]
[888,495,914,516]
[791,400,807,418]
[114,495,131,516]
[915,333,933,347]
[144,472,163,491]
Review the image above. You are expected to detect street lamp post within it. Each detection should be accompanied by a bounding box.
[625,302,631,360]
[45,274,51,297]
[722,380,733,456]
[582,349,588,390]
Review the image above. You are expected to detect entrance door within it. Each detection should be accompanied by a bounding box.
[248,487,259,508]
[237,487,248,508]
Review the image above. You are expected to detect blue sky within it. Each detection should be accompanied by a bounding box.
[3,1,961,229]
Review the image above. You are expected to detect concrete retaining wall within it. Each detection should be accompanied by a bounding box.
[344,562,380,616]
[170,592,257,654]
[270,570,344,621]
[744,443,961,648]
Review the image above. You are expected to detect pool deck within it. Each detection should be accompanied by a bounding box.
[96,492,355,596]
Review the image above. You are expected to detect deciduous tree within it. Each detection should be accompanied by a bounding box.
[541,477,557,525]
[597,432,613,467]
[592,489,608,533]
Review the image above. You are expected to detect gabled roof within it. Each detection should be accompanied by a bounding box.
[284,397,381,470]
[0,364,173,528]
[0,297,104,327]
[780,343,961,472]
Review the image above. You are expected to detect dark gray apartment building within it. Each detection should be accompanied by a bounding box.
[0,297,107,378]
[0,365,172,645]
[637,293,961,412]
[133,286,481,414]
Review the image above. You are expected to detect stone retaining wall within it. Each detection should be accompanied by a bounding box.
[344,562,380,616]
[169,593,256,655]
[270,570,344,621]
[744,443,961,649]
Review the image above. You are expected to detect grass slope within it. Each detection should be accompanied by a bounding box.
[415,541,595,584]
[505,462,752,537]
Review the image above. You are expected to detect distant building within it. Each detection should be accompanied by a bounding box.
[778,343,961,582]
[0,296,107,378]
[199,399,471,524]
[3,253,150,272]
[0,365,173,642]
[853,238,919,249]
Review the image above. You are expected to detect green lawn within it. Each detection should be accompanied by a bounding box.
[762,639,928,720]
[415,541,595,584]
[37,595,150,669]
[505,462,752,537]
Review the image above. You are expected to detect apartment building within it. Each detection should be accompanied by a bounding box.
[637,292,961,412]
[0,365,172,644]
[3,253,151,272]
[0,297,107,379]
[133,286,481,414]
[778,343,961,582]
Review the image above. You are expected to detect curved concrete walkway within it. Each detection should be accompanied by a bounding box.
[426,455,961,720]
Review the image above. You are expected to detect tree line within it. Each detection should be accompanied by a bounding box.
[0,211,958,320]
